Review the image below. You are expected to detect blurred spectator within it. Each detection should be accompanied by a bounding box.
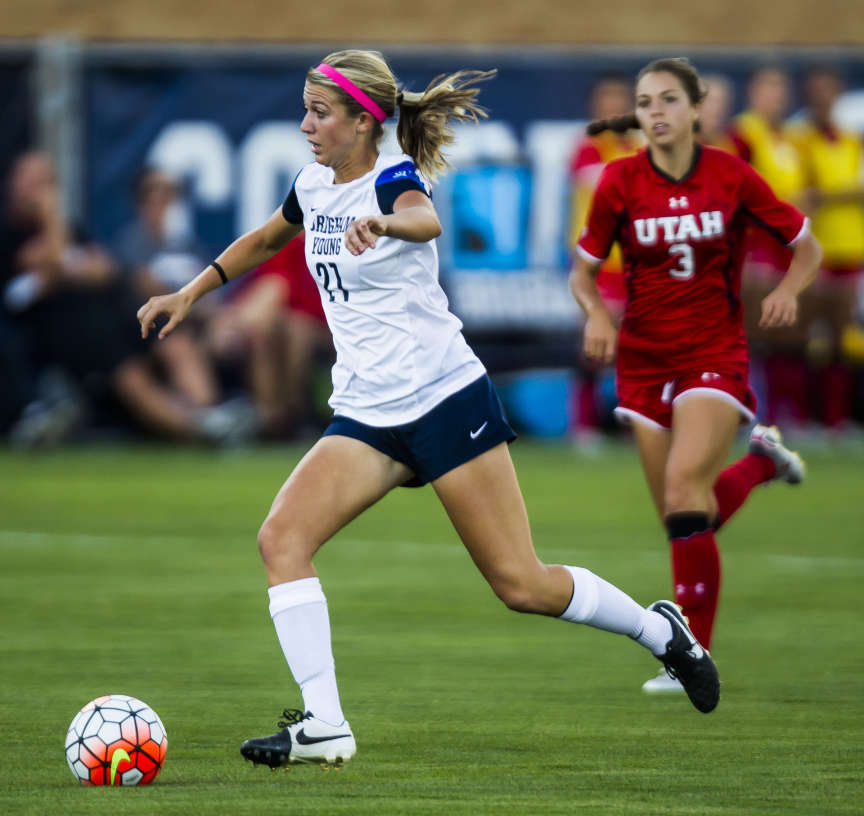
[207,234,333,439]
[567,76,642,442]
[0,307,70,444]
[732,67,806,205]
[0,151,253,446]
[698,74,737,153]
[112,166,222,413]
[732,67,810,430]
[790,66,864,430]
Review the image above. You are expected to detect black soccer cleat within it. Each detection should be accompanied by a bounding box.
[649,600,720,714]
[240,709,356,767]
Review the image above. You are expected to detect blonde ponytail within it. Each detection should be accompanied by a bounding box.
[308,51,496,182]
[396,70,497,181]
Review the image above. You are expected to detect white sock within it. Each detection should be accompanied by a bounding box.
[558,566,673,655]
[268,577,345,726]
[634,609,674,656]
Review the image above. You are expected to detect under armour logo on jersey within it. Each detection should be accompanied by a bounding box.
[669,196,689,209]
[701,372,722,383]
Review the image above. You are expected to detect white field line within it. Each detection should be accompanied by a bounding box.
[765,554,864,571]
[2,530,861,571]
[0,531,433,550]
[0,530,207,547]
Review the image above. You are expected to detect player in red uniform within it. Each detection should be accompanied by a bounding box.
[570,58,823,693]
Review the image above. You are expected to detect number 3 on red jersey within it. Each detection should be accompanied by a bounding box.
[668,243,694,280]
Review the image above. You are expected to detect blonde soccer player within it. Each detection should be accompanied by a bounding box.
[138,50,719,767]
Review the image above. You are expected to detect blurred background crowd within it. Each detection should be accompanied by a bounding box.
[2,37,864,449]
[1,149,330,446]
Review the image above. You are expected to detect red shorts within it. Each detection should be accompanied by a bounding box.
[614,367,757,431]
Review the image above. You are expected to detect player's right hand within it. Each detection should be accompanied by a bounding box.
[583,311,618,365]
[345,215,387,255]
[137,291,192,340]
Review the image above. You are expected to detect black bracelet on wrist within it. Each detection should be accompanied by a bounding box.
[211,260,228,285]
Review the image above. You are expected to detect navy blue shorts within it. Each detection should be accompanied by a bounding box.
[323,374,516,487]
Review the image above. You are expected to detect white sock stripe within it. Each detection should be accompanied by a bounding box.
[559,566,600,623]
[268,577,327,618]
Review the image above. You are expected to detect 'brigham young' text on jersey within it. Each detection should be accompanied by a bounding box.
[282,153,484,425]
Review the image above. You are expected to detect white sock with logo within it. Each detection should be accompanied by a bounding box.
[268,577,346,726]
[558,566,672,656]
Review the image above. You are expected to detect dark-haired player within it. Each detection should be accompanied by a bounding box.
[571,58,823,693]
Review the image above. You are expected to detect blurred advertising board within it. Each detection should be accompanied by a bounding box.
[79,46,864,328]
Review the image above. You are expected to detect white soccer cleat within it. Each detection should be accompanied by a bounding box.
[748,424,806,485]
[641,667,685,694]
[241,709,356,767]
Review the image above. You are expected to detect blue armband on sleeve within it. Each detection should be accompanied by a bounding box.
[375,161,429,215]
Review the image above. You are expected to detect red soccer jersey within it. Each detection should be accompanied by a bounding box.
[577,145,807,381]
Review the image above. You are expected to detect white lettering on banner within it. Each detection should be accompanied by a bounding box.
[435,122,522,264]
[147,122,233,207]
[237,123,307,235]
[144,118,597,269]
[444,121,521,165]
[524,121,585,268]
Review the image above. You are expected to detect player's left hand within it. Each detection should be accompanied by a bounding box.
[760,286,798,328]
[345,216,388,255]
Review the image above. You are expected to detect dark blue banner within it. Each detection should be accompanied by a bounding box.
[0,51,36,184]
[83,47,864,290]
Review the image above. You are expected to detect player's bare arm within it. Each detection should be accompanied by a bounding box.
[138,209,302,340]
[344,190,441,255]
[760,231,822,329]
[570,255,618,365]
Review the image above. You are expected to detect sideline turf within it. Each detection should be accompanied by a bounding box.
[1,442,862,815]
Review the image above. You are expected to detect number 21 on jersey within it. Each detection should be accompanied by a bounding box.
[315,262,349,301]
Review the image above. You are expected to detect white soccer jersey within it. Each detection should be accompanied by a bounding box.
[282,153,485,426]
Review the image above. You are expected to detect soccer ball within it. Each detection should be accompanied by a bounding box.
[64,694,167,786]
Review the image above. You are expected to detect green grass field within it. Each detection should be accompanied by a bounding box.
[1,440,862,815]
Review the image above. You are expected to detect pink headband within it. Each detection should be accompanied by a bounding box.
[315,63,388,123]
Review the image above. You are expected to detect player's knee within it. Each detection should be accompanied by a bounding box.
[489,572,542,613]
[496,585,537,613]
[256,518,279,565]
[256,516,304,569]
[663,468,707,515]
